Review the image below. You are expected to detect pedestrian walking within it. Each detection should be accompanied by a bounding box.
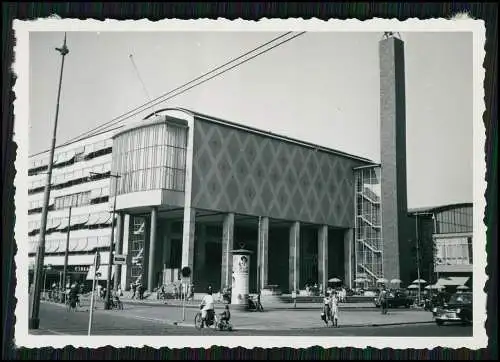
[330,291,340,327]
[131,282,137,299]
[379,287,388,315]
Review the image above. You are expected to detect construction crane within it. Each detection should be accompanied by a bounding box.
[129,53,157,115]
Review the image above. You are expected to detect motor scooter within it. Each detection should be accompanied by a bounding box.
[247,295,264,312]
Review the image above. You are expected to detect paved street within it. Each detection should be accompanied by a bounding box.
[31,301,472,337]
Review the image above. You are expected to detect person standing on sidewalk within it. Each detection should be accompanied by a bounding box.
[379,287,388,315]
[330,291,340,328]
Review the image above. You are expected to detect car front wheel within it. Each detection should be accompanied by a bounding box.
[436,320,444,326]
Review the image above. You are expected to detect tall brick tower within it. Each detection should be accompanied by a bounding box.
[379,32,412,284]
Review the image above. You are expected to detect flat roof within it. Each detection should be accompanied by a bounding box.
[408,202,473,214]
[142,107,376,164]
[30,106,376,165]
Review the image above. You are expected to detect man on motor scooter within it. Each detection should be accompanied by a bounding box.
[200,286,215,327]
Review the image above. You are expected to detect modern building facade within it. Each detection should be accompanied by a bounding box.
[28,130,116,288]
[28,33,462,295]
[108,108,374,294]
[409,203,473,289]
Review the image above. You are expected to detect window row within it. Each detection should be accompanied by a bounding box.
[28,211,114,235]
[29,186,110,214]
[114,123,187,153]
[114,167,186,195]
[29,138,113,171]
[435,238,473,265]
[28,234,112,254]
[29,162,111,194]
[112,146,187,175]
[435,208,473,234]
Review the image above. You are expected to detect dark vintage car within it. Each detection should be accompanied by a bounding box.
[374,290,414,308]
[435,292,472,326]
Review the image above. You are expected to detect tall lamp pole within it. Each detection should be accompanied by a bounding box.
[415,214,422,305]
[29,33,69,329]
[90,172,120,310]
[62,206,73,301]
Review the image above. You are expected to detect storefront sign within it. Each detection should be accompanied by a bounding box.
[74,266,90,273]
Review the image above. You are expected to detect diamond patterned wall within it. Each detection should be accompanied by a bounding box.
[191,119,366,228]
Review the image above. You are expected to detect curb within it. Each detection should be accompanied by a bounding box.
[41,301,434,331]
[120,300,379,311]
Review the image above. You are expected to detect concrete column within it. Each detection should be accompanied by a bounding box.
[221,213,235,288]
[162,221,172,269]
[197,223,207,273]
[181,207,196,282]
[142,218,150,287]
[147,207,158,292]
[113,212,124,291]
[120,214,130,291]
[289,221,301,292]
[318,225,328,291]
[257,216,269,291]
[344,228,354,289]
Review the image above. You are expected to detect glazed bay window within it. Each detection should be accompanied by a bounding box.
[112,121,188,196]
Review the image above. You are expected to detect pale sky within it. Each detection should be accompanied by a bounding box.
[28,31,473,209]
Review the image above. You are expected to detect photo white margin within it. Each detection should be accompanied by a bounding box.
[12,17,488,350]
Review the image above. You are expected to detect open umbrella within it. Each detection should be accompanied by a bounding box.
[424,285,432,290]
[412,279,427,284]
[328,277,342,283]
[377,278,388,284]
[407,284,419,289]
[390,278,402,284]
[457,285,469,290]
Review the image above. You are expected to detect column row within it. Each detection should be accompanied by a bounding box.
[115,208,355,293]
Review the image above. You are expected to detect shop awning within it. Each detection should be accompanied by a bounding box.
[45,240,60,253]
[70,214,90,227]
[91,188,103,199]
[434,277,470,288]
[86,237,99,251]
[29,242,37,254]
[57,217,70,231]
[98,235,111,248]
[87,213,100,226]
[86,265,114,281]
[48,218,62,230]
[53,151,75,166]
[98,213,111,225]
[75,238,88,252]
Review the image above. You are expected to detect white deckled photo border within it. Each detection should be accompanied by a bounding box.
[12,17,487,350]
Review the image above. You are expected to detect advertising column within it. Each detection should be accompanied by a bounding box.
[231,249,253,310]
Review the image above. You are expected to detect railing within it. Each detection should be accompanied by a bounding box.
[359,239,382,253]
[359,215,381,228]
[361,187,381,204]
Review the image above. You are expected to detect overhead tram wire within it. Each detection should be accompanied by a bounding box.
[68,31,308,140]
[63,31,302,144]
[58,31,304,147]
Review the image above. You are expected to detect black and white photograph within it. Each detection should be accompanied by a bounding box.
[13,18,486,350]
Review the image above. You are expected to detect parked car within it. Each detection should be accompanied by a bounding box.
[374,290,413,308]
[434,292,472,326]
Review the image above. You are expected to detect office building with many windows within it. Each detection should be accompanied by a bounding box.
[28,130,116,288]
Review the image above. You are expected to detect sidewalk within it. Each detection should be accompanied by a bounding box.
[117,295,377,310]
[50,298,434,331]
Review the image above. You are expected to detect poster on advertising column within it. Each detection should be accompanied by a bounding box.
[231,250,252,307]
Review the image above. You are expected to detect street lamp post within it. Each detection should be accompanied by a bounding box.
[90,172,121,310]
[415,215,422,305]
[29,33,69,330]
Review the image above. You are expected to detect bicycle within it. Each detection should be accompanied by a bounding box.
[194,310,218,330]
